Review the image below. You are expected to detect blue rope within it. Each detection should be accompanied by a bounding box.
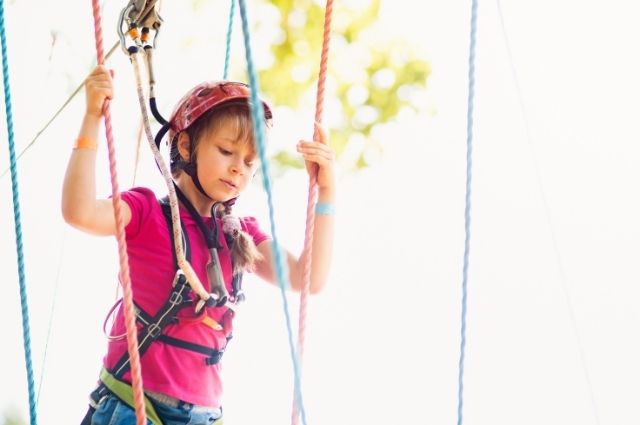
[237,1,308,424]
[457,0,478,424]
[223,0,236,80]
[0,1,38,424]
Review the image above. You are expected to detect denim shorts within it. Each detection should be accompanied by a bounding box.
[91,393,223,425]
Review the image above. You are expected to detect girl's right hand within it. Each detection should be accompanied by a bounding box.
[85,65,114,118]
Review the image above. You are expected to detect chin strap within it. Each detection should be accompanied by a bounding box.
[182,160,213,201]
[159,125,213,202]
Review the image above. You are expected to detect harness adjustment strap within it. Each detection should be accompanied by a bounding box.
[157,334,226,366]
[110,270,192,377]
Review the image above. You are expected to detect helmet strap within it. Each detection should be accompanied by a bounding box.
[183,160,214,201]
[155,123,171,150]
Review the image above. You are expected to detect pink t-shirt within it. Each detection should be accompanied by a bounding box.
[103,187,269,407]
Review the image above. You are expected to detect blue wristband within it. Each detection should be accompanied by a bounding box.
[315,202,335,216]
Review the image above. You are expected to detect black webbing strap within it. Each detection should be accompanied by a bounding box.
[88,271,194,410]
[104,197,198,378]
[133,305,226,365]
[172,185,231,306]
[158,334,225,365]
[159,196,191,266]
[109,271,193,377]
[86,198,198,416]
[173,186,220,250]
[84,196,234,421]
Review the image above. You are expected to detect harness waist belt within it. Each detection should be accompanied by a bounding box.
[145,389,221,413]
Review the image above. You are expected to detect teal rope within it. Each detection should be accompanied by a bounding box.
[0,1,38,424]
[223,0,236,80]
[457,0,478,424]
[237,2,308,424]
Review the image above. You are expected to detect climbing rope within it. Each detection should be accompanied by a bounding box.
[0,1,38,423]
[292,1,334,424]
[237,1,308,424]
[90,1,146,424]
[457,0,478,424]
[223,0,236,80]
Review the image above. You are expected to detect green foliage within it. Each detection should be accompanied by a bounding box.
[257,0,431,171]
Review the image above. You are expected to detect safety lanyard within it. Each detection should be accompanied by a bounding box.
[173,184,229,306]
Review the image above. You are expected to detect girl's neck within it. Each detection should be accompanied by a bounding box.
[175,175,214,217]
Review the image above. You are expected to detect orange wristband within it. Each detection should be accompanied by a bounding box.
[74,136,97,150]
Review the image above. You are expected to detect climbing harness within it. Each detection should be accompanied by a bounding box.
[82,194,240,424]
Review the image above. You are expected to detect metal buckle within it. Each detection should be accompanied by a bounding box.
[147,323,162,339]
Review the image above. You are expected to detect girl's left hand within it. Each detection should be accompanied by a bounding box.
[296,123,335,191]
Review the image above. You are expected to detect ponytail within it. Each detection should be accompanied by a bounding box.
[219,204,262,274]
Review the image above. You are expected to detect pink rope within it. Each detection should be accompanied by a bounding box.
[91,1,147,424]
[292,1,334,424]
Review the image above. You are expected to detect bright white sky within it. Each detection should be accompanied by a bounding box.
[1,0,640,424]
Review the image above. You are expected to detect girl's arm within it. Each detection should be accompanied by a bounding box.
[256,124,335,294]
[61,65,131,236]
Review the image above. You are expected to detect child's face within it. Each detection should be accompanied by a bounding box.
[194,123,258,203]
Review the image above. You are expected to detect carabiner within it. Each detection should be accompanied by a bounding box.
[117,0,163,55]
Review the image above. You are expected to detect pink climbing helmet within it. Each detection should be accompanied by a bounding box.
[169,81,272,135]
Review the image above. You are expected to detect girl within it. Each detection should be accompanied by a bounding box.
[63,65,336,425]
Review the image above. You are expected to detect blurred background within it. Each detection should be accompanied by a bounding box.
[1,0,639,424]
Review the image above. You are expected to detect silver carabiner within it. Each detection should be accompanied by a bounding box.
[117,0,163,54]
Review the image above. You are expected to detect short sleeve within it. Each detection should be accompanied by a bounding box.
[240,216,270,247]
[120,187,157,239]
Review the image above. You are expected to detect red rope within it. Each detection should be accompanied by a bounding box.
[91,1,147,424]
[292,1,334,423]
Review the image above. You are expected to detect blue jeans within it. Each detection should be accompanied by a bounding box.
[91,394,223,425]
